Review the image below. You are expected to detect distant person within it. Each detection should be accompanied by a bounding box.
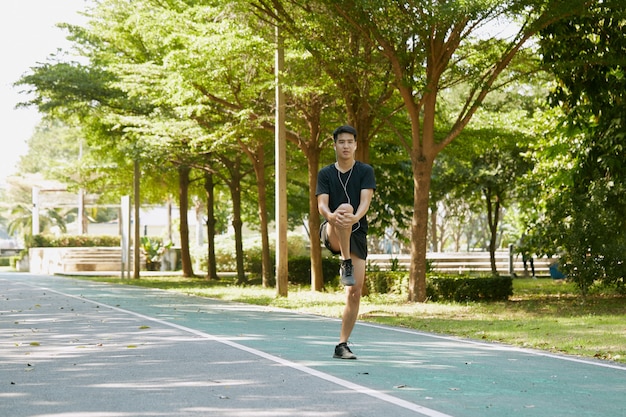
[523,252,535,278]
[316,125,376,360]
[518,234,536,278]
[382,226,398,254]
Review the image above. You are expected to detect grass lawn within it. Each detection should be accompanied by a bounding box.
[69,273,625,364]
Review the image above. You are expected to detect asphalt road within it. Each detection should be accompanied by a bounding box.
[1,273,624,417]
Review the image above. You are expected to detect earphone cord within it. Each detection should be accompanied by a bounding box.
[338,167,353,205]
[338,166,360,233]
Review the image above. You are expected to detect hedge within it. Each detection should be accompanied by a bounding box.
[288,256,341,286]
[26,234,121,248]
[365,271,410,296]
[245,254,342,287]
[364,271,512,302]
[248,255,512,301]
[427,274,513,302]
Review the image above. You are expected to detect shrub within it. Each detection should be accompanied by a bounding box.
[193,233,314,277]
[362,271,512,302]
[365,271,408,296]
[26,234,120,248]
[243,255,340,287]
[287,256,310,284]
[429,274,513,302]
[322,257,341,286]
[283,256,341,286]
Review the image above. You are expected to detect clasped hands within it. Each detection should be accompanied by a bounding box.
[331,204,357,230]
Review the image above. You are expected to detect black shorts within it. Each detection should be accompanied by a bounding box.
[319,221,368,260]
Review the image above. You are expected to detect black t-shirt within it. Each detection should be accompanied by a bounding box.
[316,161,376,233]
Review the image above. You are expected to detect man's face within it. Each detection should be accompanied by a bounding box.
[334,132,357,158]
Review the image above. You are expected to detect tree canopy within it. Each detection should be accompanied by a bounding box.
[9,0,624,298]
[533,0,626,293]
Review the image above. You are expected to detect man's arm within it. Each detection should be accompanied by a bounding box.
[353,188,374,222]
[317,193,332,219]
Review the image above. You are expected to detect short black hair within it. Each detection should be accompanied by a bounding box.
[332,125,357,142]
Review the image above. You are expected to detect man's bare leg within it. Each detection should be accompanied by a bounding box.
[339,256,365,343]
[326,203,354,261]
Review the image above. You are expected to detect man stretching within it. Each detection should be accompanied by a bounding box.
[316,125,376,360]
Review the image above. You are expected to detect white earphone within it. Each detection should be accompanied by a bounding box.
[337,164,360,233]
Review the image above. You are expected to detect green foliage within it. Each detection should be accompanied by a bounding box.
[193,233,311,277]
[18,120,82,176]
[365,271,409,296]
[140,236,170,262]
[429,274,513,302]
[368,136,414,237]
[363,271,511,302]
[25,234,121,248]
[534,0,626,293]
[12,0,598,302]
[436,128,535,254]
[540,0,626,126]
[286,256,341,286]
[7,200,75,239]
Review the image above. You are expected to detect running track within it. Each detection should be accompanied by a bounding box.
[1,273,624,417]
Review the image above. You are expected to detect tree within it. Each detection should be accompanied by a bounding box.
[254,0,401,291]
[16,0,210,277]
[202,170,219,280]
[161,1,279,286]
[293,0,591,301]
[440,129,534,273]
[18,120,82,177]
[15,0,592,296]
[277,68,343,291]
[535,0,626,292]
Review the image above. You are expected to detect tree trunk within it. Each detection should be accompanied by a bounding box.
[307,151,323,291]
[409,156,434,302]
[485,188,501,275]
[133,159,141,279]
[231,181,246,285]
[353,117,372,164]
[430,206,438,252]
[227,158,246,285]
[204,172,218,280]
[238,138,272,287]
[250,146,272,288]
[178,165,195,277]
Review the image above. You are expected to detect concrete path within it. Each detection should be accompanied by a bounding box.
[1,273,624,417]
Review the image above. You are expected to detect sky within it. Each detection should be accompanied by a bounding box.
[0,0,90,184]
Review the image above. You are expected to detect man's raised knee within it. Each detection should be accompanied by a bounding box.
[337,203,354,213]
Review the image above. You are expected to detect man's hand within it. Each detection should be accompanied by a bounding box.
[331,204,356,229]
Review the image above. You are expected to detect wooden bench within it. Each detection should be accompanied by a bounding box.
[367,251,557,277]
[29,247,144,274]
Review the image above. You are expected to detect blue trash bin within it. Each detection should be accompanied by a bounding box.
[549,262,566,279]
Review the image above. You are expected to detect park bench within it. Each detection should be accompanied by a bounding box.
[29,247,144,274]
[367,250,556,277]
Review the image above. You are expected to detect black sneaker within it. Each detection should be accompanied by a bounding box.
[333,342,357,359]
[340,259,354,286]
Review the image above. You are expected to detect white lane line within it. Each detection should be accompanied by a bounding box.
[358,322,626,371]
[32,284,454,417]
